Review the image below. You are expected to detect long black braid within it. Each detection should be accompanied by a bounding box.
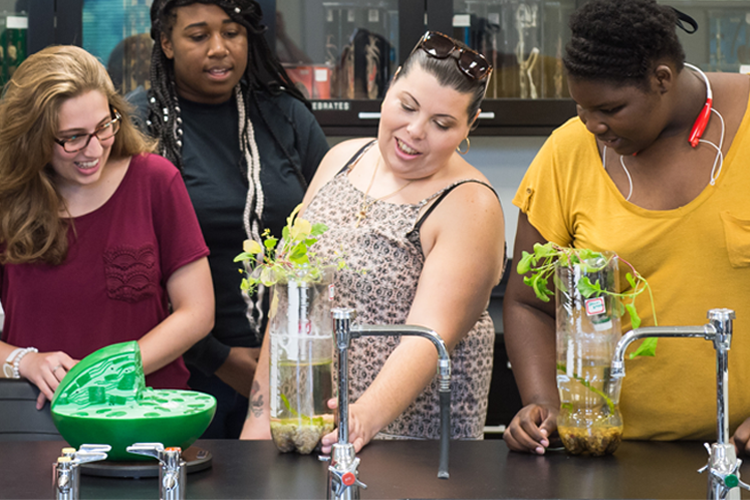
[563,0,685,87]
[147,0,311,331]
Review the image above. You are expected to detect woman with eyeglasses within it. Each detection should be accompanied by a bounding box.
[503,0,750,455]
[128,0,329,439]
[241,31,505,452]
[0,45,213,410]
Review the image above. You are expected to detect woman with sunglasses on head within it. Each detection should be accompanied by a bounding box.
[0,45,213,410]
[503,0,750,455]
[241,31,505,452]
[128,0,329,438]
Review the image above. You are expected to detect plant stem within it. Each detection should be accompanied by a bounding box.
[556,362,616,414]
[280,393,322,425]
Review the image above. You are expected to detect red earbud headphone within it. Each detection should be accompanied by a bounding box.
[685,63,712,148]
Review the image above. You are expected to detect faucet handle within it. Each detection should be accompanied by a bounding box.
[59,444,111,465]
[329,460,368,497]
[722,473,750,491]
[699,444,750,494]
[126,442,166,461]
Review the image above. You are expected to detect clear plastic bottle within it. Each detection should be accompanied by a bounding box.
[269,268,335,454]
[555,252,624,456]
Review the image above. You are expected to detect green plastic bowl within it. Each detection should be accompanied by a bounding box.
[51,342,216,461]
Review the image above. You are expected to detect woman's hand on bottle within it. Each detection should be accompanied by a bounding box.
[503,402,560,455]
[17,351,77,410]
[320,399,377,455]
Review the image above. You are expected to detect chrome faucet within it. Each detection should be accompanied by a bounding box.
[53,444,111,500]
[127,443,186,500]
[326,308,452,500]
[610,308,750,499]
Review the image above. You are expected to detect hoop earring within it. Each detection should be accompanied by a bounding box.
[457,137,470,155]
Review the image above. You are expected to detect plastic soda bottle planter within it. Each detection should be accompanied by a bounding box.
[555,252,624,456]
[269,269,335,454]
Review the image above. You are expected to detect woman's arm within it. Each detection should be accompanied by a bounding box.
[502,211,560,454]
[137,257,214,376]
[239,322,272,439]
[239,140,372,440]
[319,181,505,453]
[12,257,212,409]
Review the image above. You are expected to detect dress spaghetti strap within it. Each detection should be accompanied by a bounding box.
[413,179,498,232]
[337,140,377,175]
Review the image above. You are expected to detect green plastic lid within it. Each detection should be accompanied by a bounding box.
[51,342,216,461]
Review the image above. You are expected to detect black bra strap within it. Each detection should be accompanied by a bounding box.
[337,140,377,175]
[413,179,498,233]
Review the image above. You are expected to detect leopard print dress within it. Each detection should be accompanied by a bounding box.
[304,142,496,440]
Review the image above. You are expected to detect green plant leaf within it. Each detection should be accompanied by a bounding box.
[629,337,657,358]
[517,251,533,275]
[624,303,641,329]
[577,276,603,298]
[625,272,637,289]
[243,240,263,254]
[233,252,253,263]
[290,218,312,240]
[311,222,328,237]
[263,237,278,251]
[289,243,308,262]
[533,242,555,257]
[531,275,552,302]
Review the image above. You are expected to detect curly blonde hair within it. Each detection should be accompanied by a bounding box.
[0,45,156,265]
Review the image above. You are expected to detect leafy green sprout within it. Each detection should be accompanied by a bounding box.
[233,204,348,294]
[517,242,658,358]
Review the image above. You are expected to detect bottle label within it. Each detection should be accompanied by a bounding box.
[584,297,605,316]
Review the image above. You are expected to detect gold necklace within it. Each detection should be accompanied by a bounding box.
[355,158,412,228]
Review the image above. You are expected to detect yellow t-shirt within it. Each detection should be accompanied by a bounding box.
[513,106,750,440]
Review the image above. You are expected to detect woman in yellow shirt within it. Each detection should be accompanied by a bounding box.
[503,0,750,455]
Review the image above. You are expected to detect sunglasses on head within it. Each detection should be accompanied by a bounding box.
[415,31,492,81]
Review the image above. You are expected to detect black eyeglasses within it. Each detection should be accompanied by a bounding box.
[415,31,492,81]
[55,110,122,153]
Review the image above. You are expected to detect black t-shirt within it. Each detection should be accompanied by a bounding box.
[127,87,329,374]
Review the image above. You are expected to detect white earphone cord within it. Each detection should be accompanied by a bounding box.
[602,64,725,201]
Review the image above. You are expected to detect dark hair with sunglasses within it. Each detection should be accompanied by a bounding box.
[564,0,686,88]
[396,31,492,126]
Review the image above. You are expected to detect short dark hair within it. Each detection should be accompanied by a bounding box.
[563,0,685,87]
[396,36,489,126]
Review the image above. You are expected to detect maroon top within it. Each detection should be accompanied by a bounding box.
[1,153,209,389]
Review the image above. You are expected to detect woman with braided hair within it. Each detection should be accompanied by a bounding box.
[128,0,328,438]
[503,0,750,454]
